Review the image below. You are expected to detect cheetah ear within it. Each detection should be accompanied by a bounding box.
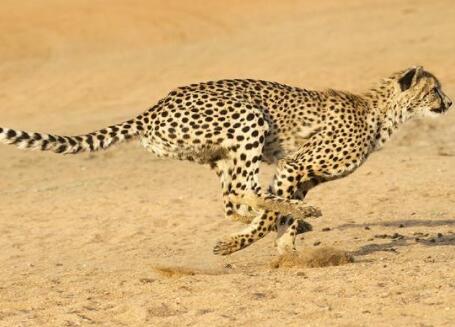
[398,66,423,91]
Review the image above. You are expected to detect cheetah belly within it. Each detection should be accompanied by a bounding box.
[262,124,321,163]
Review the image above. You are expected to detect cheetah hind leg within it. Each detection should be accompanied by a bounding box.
[213,210,276,255]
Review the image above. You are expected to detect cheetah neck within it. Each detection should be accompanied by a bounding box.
[363,83,411,150]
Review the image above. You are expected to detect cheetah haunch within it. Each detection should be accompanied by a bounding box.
[0,66,451,256]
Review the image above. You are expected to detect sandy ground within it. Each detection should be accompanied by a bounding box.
[1,0,455,326]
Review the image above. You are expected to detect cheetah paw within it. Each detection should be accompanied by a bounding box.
[297,205,322,219]
[213,239,241,256]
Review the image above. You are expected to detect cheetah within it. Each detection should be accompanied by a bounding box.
[0,66,451,256]
[213,66,452,255]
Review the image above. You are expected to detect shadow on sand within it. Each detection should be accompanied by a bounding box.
[337,218,455,230]
[340,218,455,256]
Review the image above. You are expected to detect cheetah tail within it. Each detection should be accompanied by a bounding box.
[0,117,143,155]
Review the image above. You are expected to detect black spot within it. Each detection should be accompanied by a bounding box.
[41,140,49,150]
[67,137,77,146]
[55,145,67,153]
[21,132,30,139]
[7,129,16,139]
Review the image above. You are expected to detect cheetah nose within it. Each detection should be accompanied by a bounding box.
[448,98,453,108]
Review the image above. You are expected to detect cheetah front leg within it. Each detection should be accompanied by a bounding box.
[225,182,320,226]
[273,151,362,253]
[229,192,322,221]
[273,179,324,253]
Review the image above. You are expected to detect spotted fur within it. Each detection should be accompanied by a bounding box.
[1,66,451,257]
[214,66,452,255]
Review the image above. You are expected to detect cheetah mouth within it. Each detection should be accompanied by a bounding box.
[430,106,448,114]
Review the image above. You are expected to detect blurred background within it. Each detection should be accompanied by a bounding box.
[0,1,454,326]
[1,0,454,135]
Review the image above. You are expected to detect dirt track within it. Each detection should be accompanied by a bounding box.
[1,1,455,326]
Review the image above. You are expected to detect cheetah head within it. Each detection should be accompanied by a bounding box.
[395,66,452,118]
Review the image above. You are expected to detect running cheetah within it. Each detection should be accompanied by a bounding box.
[214,66,452,255]
[0,66,451,256]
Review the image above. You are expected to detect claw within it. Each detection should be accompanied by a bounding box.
[213,240,238,256]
